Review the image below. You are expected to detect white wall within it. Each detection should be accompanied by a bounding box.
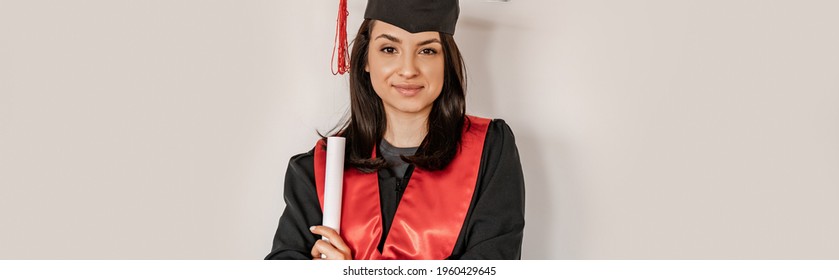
[1,0,837,259]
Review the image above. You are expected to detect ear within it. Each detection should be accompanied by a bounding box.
[364,63,369,73]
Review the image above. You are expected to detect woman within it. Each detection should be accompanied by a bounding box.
[266,0,525,260]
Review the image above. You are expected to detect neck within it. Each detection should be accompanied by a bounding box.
[383,109,429,148]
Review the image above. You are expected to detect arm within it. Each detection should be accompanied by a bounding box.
[452,119,526,260]
[265,151,322,260]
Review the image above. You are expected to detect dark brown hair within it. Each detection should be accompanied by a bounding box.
[324,19,468,172]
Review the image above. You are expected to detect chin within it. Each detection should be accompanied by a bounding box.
[392,103,433,115]
[394,107,427,114]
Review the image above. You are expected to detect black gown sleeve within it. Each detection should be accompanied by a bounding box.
[264,150,321,260]
[448,119,526,260]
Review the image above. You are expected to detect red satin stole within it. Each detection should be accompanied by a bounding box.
[313,115,490,260]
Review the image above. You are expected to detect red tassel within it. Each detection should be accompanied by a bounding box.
[332,0,350,75]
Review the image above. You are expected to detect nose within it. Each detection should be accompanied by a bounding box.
[398,54,419,79]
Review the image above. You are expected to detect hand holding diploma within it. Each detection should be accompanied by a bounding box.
[309,225,352,260]
[310,137,353,260]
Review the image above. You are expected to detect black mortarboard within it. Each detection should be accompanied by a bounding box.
[364,0,460,35]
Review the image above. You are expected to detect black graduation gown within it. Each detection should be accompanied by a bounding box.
[265,119,525,260]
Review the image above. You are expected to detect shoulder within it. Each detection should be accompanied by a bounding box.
[487,118,515,138]
[285,147,316,182]
[466,115,517,145]
[290,147,315,167]
[475,117,521,171]
[485,118,518,153]
[466,114,514,131]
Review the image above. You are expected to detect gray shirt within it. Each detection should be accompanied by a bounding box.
[379,139,418,179]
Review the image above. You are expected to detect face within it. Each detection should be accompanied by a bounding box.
[365,20,445,118]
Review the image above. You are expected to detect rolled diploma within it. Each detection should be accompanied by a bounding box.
[322,137,346,246]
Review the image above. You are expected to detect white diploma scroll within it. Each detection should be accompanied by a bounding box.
[322,137,346,243]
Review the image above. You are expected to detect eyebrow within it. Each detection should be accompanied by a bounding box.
[375,33,442,46]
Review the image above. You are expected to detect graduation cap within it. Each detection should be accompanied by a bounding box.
[365,0,460,35]
[332,0,460,75]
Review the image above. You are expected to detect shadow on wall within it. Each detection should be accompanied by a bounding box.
[458,15,563,259]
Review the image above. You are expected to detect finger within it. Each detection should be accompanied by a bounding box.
[310,239,343,260]
[311,250,326,260]
[310,239,326,259]
[310,226,351,254]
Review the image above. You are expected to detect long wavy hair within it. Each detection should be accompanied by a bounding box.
[324,19,468,173]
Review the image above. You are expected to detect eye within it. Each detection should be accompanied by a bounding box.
[381,47,397,54]
[420,48,438,55]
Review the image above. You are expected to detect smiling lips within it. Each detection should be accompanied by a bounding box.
[393,84,423,97]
